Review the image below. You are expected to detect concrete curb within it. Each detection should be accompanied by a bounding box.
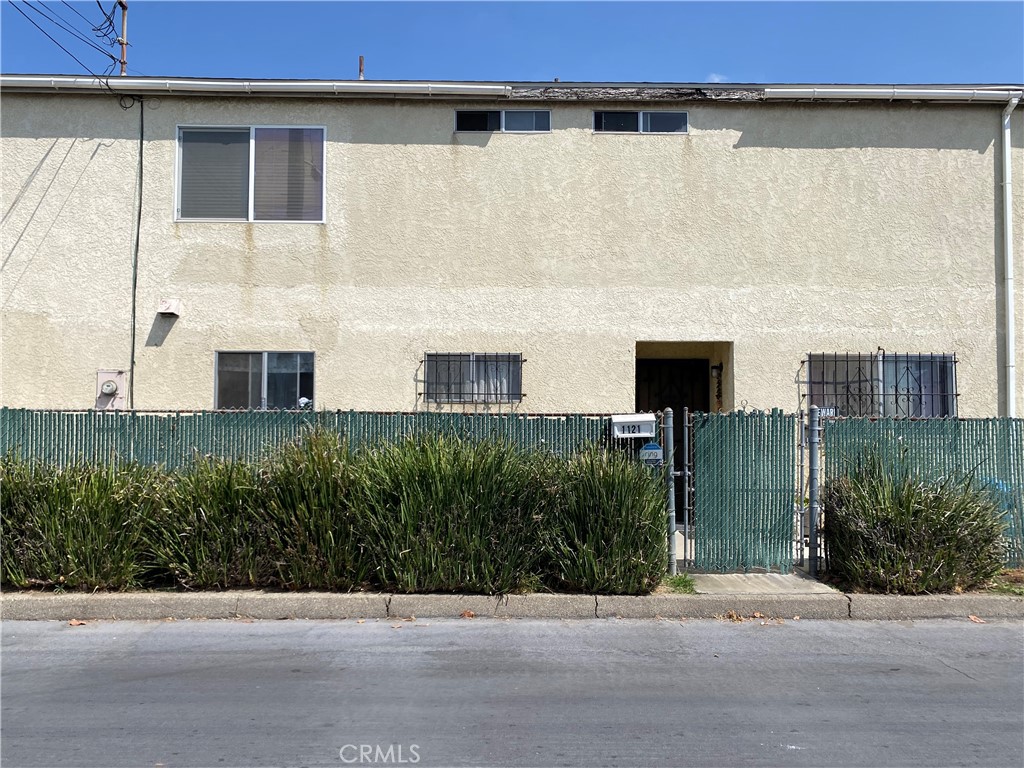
[848,593,1024,620]
[597,594,852,619]
[2,590,1022,621]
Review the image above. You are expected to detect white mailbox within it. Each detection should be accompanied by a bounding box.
[611,413,657,439]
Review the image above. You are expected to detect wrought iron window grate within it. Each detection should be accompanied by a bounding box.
[798,352,958,418]
[421,353,525,404]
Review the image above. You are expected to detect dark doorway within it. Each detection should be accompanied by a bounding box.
[636,358,710,529]
[635,358,711,417]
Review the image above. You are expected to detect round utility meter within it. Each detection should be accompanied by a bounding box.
[100,379,119,396]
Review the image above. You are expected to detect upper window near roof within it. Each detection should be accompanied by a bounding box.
[455,110,551,133]
[594,111,688,134]
[177,127,325,222]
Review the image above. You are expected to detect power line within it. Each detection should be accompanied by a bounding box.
[34,0,97,37]
[58,0,120,48]
[93,0,116,42]
[7,1,100,74]
[59,0,97,27]
[6,1,120,97]
[21,1,119,61]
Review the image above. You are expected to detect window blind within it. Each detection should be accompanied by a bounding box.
[179,129,250,219]
[253,128,324,221]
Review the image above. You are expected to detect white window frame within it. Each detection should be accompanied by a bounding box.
[175,125,327,223]
[453,109,552,134]
[423,352,524,404]
[592,110,689,135]
[213,350,316,410]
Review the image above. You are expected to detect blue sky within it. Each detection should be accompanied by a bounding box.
[1,1,1022,84]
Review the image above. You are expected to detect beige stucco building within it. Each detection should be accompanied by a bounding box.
[1,76,1022,417]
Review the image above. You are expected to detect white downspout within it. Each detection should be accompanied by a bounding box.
[1003,95,1021,417]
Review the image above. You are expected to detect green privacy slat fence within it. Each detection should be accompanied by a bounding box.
[0,409,613,471]
[823,417,1024,567]
[692,410,797,573]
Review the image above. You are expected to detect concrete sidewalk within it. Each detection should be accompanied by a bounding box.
[691,572,839,595]
[2,572,1021,621]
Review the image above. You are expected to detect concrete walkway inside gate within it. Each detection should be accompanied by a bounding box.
[689,571,840,595]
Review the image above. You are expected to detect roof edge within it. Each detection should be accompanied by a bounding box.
[1,76,1021,103]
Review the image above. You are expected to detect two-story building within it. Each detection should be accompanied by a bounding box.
[1,76,1021,417]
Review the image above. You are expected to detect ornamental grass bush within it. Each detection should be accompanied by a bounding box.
[544,447,668,595]
[0,432,670,595]
[350,434,551,594]
[1,459,160,590]
[261,428,370,590]
[144,456,272,590]
[822,453,1007,594]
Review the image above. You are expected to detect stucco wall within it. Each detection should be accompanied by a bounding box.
[2,92,1022,415]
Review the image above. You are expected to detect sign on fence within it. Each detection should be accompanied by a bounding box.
[639,441,663,466]
[611,414,657,439]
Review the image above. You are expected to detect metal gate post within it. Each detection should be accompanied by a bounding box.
[796,409,806,567]
[682,407,690,568]
[808,405,821,578]
[664,408,677,575]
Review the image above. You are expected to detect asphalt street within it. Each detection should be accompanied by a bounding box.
[2,618,1022,768]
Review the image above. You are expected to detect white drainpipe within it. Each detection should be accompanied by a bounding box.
[1003,95,1020,417]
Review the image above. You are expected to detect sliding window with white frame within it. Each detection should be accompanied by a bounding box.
[177,126,325,222]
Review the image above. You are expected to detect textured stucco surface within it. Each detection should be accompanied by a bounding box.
[2,93,1022,414]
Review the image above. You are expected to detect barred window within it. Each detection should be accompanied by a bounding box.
[423,353,523,403]
[803,352,957,418]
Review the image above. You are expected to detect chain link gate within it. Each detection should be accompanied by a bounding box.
[666,408,798,574]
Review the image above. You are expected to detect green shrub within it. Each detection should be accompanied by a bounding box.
[351,435,549,594]
[1,458,159,590]
[145,457,271,590]
[261,428,370,590]
[822,454,1006,594]
[544,447,667,595]
[2,433,671,596]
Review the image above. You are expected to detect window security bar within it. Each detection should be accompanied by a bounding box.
[798,352,958,419]
[421,353,525,404]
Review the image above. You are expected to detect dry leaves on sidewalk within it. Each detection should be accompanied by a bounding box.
[68,619,87,626]
[968,615,986,624]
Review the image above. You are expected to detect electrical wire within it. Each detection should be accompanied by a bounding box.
[58,0,116,46]
[7,1,104,76]
[92,0,116,41]
[23,1,113,56]
[59,0,95,26]
[6,0,131,100]
[20,0,119,60]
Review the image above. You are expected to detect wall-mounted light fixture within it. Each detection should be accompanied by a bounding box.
[711,363,725,411]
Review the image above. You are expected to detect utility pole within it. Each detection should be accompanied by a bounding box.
[117,0,128,76]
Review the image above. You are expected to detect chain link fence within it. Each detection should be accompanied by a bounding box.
[0,408,616,471]
[822,417,1024,567]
